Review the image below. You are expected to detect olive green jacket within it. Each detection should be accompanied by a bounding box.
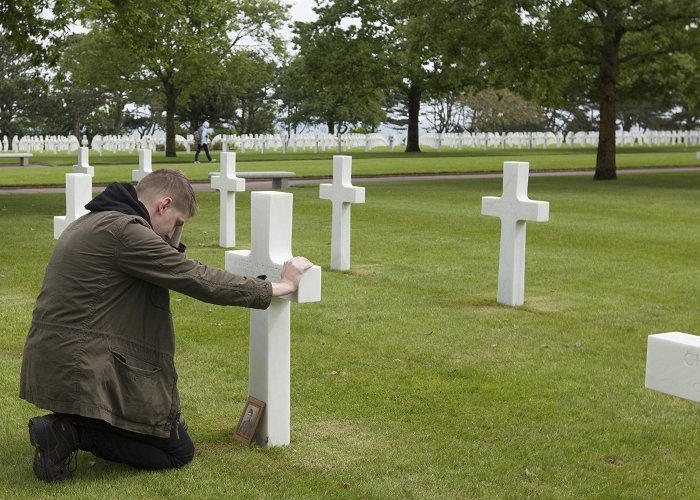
[20,211,272,437]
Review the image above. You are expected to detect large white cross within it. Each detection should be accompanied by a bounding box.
[131,149,153,182]
[319,156,365,270]
[73,147,94,176]
[225,191,321,447]
[54,173,92,239]
[211,152,246,248]
[481,161,549,306]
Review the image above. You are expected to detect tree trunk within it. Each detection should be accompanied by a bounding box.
[165,84,177,157]
[72,111,80,138]
[405,83,421,153]
[594,23,622,180]
[112,94,124,135]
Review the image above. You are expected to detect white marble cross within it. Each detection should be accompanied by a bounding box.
[211,152,245,248]
[319,156,365,270]
[73,147,94,176]
[225,191,321,447]
[481,162,549,306]
[54,173,92,239]
[131,149,153,182]
[646,332,700,402]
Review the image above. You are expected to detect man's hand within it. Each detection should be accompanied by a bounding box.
[271,257,313,296]
[168,222,185,248]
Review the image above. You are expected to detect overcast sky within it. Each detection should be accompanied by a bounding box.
[287,0,318,24]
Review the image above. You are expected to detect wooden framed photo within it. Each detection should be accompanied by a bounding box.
[233,396,265,446]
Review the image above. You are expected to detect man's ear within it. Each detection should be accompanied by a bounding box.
[158,197,173,214]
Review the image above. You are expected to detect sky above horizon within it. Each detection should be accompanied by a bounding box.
[288,0,318,24]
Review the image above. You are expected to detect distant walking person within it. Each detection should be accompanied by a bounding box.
[194,121,214,163]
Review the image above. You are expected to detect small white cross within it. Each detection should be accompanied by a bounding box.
[319,156,365,270]
[73,147,94,176]
[131,149,153,182]
[54,173,92,239]
[225,191,321,447]
[482,162,549,306]
[211,152,245,248]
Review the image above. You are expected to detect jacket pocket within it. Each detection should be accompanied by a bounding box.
[105,347,173,427]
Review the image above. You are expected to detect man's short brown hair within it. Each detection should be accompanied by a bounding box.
[136,169,197,217]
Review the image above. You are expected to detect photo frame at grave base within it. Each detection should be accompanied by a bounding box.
[233,396,266,446]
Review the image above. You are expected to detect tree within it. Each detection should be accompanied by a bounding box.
[521,1,700,179]
[276,56,310,136]
[0,36,45,143]
[52,31,139,137]
[425,93,465,134]
[299,0,520,152]
[461,89,546,133]
[289,12,390,136]
[85,0,288,156]
[0,0,75,63]
[180,51,278,135]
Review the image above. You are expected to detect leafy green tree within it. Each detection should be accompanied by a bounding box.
[51,31,139,137]
[225,52,278,134]
[0,36,45,143]
[617,48,700,131]
[276,56,310,135]
[289,13,390,136]
[84,0,288,156]
[296,0,520,152]
[180,51,278,135]
[520,1,700,179]
[0,0,75,63]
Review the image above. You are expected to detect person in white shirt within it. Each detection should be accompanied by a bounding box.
[194,121,215,163]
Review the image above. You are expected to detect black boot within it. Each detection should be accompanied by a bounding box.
[28,414,79,482]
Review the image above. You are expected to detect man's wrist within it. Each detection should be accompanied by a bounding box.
[271,280,295,297]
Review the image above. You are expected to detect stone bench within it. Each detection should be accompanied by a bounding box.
[0,152,33,166]
[209,171,296,189]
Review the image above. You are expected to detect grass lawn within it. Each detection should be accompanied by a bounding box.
[1,170,700,497]
[0,145,699,186]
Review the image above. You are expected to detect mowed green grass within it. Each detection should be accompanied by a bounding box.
[0,145,699,186]
[1,171,700,497]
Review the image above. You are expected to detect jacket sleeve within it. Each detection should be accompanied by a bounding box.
[114,218,272,309]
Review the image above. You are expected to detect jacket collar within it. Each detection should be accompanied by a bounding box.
[85,182,152,226]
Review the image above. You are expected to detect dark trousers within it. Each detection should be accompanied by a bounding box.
[64,414,195,470]
[194,143,211,161]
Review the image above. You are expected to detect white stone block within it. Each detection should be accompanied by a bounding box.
[646,332,700,402]
[54,173,92,239]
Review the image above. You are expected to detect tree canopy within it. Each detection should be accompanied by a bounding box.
[1,0,699,177]
[82,0,288,156]
[519,0,700,179]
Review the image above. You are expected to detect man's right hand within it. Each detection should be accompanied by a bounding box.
[271,257,313,297]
